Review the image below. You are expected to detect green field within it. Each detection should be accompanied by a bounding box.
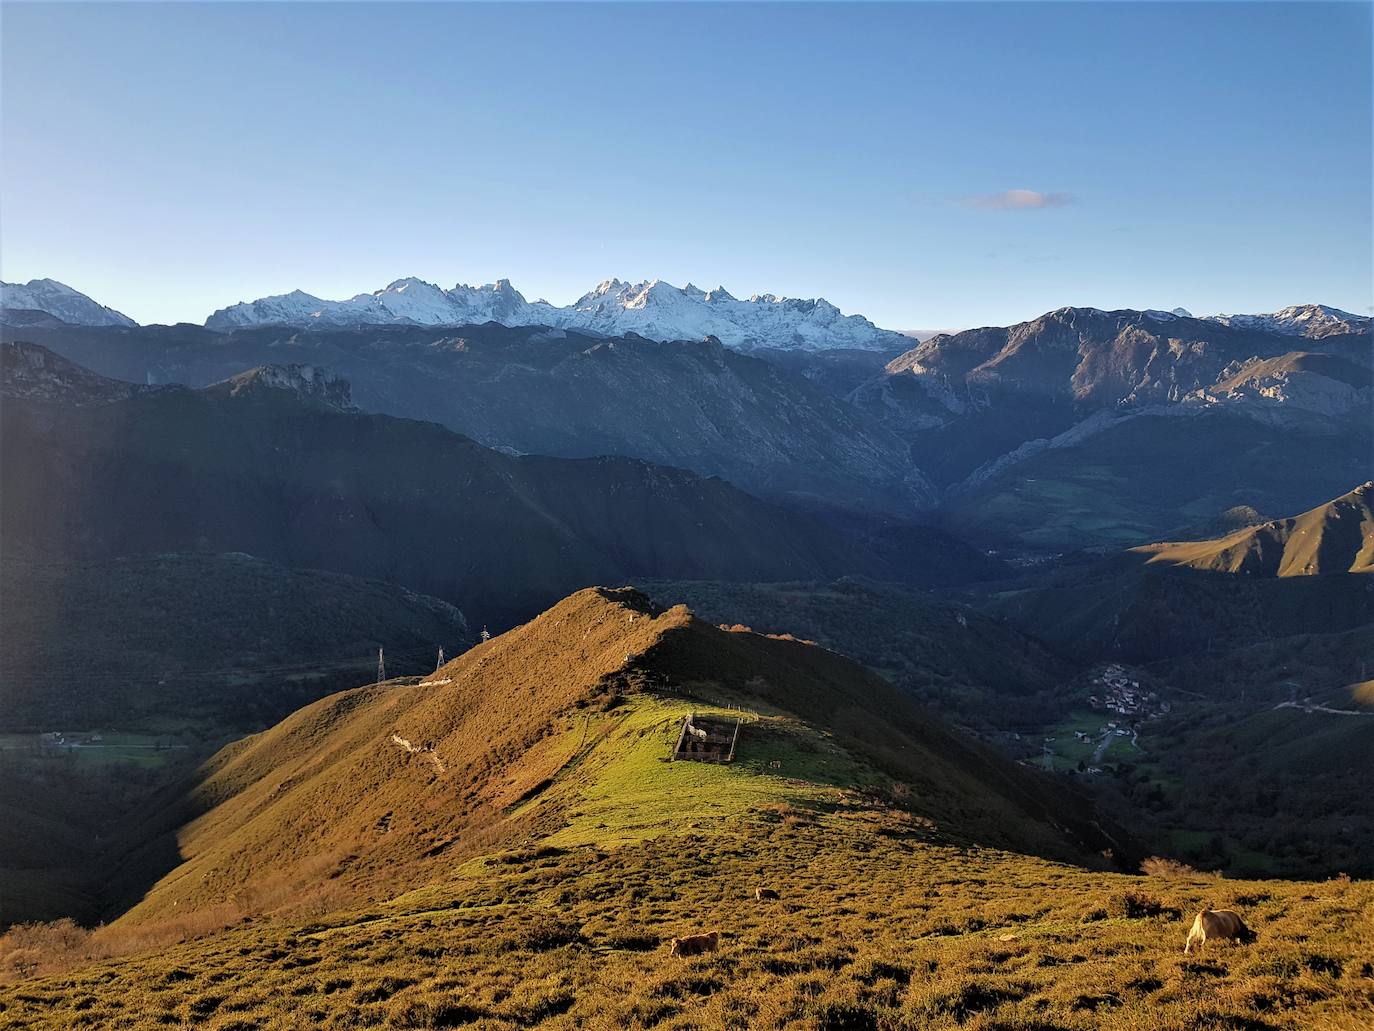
[0,731,194,770]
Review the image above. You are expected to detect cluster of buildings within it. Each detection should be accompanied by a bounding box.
[1086,664,1170,720]
[41,730,103,747]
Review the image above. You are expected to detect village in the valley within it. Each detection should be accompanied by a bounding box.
[1040,664,1173,774]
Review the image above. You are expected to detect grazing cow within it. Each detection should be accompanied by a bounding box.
[755,887,781,901]
[1184,909,1254,954]
[668,931,720,957]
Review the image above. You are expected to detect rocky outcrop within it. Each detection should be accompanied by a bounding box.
[209,363,356,411]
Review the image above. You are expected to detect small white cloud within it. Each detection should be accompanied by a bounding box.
[962,189,1075,211]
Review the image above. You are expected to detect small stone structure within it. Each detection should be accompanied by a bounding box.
[671,714,741,763]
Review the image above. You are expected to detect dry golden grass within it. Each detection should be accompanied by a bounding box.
[1,813,1370,1029]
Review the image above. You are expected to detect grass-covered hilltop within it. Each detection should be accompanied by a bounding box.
[2,588,1370,1030]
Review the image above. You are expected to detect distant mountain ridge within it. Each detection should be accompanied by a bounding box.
[878,305,1371,415]
[848,306,1372,548]
[1,323,931,514]
[203,275,912,352]
[7,291,1370,550]
[0,279,137,328]
[16,276,1365,354]
[1,340,144,405]
[1204,303,1371,339]
[1,343,994,628]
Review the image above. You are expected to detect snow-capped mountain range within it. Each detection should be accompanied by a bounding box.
[1203,304,1372,339]
[0,278,137,328]
[3,277,1369,352]
[203,276,913,352]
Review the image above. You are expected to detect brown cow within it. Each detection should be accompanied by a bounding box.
[668,931,720,957]
[755,887,781,901]
[1184,909,1254,954]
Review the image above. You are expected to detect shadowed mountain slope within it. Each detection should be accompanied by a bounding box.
[635,578,1070,735]
[1,344,995,630]
[938,407,1373,554]
[1,322,931,514]
[0,553,472,731]
[984,485,1374,666]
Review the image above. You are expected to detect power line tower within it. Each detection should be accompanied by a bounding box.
[377,647,386,685]
[435,647,445,672]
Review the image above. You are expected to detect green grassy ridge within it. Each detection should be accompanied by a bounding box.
[91,586,1112,936]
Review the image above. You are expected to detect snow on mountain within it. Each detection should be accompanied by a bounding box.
[205,277,910,352]
[1204,304,1371,339]
[0,278,138,328]
[206,278,559,332]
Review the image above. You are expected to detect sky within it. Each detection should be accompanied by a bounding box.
[2,1,1370,329]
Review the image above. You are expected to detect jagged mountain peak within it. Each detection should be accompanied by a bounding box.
[379,276,442,294]
[1205,303,1371,339]
[201,275,910,352]
[0,278,138,328]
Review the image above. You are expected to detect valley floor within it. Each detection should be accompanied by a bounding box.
[2,812,1370,1030]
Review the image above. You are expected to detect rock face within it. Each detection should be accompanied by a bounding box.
[0,279,138,327]
[876,306,1370,412]
[1,340,143,405]
[1192,351,1372,418]
[849,306,1373,550]
[204,276,910,352]
[207,363,356,411]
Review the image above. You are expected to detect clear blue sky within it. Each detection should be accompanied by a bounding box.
[2,2,1370,328]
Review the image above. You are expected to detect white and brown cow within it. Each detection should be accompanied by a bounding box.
[1184,909,1254,954]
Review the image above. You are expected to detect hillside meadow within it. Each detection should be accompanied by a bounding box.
[2,683,1371,1030]
[1,812,1370,1030]
[0,590,1370,1028]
